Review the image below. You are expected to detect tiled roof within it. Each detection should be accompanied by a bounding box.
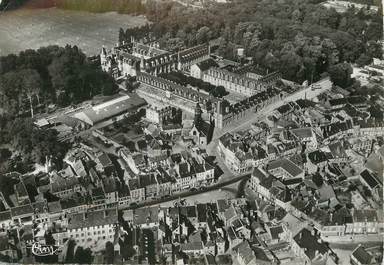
[353,209,377,223]
[351,245,373,264]
[267,158,303,178]
[233,241,255,265]
[67,209,117,230]
[133,206,159,225]
[360,170,381,189]
[270,225,284,240]
[97,152,113,168]
[180,241,203,251]
[290,127,313,139]
[0,211,11,222]
[10,204,34,217]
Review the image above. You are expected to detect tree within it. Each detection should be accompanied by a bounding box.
[279,52,304,82]
[328,63,353,88]
[264,52,279,72]
[74,246,93,264]
[20,69,42,117]
[119,27,126,44]
[356,53,372,67]
[105,241,115,263]
[196,26,211,44]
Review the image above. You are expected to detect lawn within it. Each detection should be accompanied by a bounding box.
[0,7,147,56]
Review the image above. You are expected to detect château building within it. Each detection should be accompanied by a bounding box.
[137,72,219,111]
[100,41,210,78]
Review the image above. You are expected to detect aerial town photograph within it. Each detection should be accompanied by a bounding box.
[0,0,382,264]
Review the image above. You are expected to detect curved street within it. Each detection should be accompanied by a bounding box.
[120,173,251,210]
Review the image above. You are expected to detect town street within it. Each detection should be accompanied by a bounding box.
[206,78,332,182]
[119,173,251,210]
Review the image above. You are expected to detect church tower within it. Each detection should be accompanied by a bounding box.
[194,103,202,125]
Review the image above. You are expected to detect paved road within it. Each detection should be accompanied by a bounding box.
[213,77,332,140]
[120,173,251,210]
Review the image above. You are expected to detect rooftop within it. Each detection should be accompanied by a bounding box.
[233,241,255,265]
[351,245,374,265]
[267,158,303,178]
[196,58,219,72]
[133,206,159,225]
[67,209,117,230]
[360,170,381,189]
[293,228,328,260]
[73,94,147,125]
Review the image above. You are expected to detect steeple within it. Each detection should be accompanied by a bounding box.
[194,103,202,125]
[101,45,107,55]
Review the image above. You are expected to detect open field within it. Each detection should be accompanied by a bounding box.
[0,7,148,56]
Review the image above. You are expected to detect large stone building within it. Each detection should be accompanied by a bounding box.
[137,72,219,112]
[66,209,118,250]
[146,105,173,125]
[137,71,282,129]
[203,67,263,96]
[202,67,280,97]
[177,44,210,72]
[101,41,210,78]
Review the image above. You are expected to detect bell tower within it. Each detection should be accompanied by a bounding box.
[194,103,202,125]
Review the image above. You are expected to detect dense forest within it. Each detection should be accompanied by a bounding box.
[0,45,117,117]
[0,117,70,173]
[119,0,382,84]
[0,45,117,172]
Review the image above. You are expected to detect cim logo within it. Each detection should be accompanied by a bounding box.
[30,242,60,257]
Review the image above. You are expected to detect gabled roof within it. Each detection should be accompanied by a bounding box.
[353,209,377,223]
[67,209,117,230]
[270,225,284,240]
[133,206,159,225]
[308,150,328,164]
[290,127,313,139]
[51,174,80,193]
[60,193,87,210]
[0,211,11,222]
[233,241,255,265]
[252,167,268,181]
[360,170,381,189]
[0,232,9,252]
[97,152,113,168]
[267,158,303,178]
[224,205,237,221]
[197,204,207,223]
[351,245,374,265]
[195,120,212,138]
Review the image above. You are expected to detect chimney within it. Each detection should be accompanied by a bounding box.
[315,250,319,257]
